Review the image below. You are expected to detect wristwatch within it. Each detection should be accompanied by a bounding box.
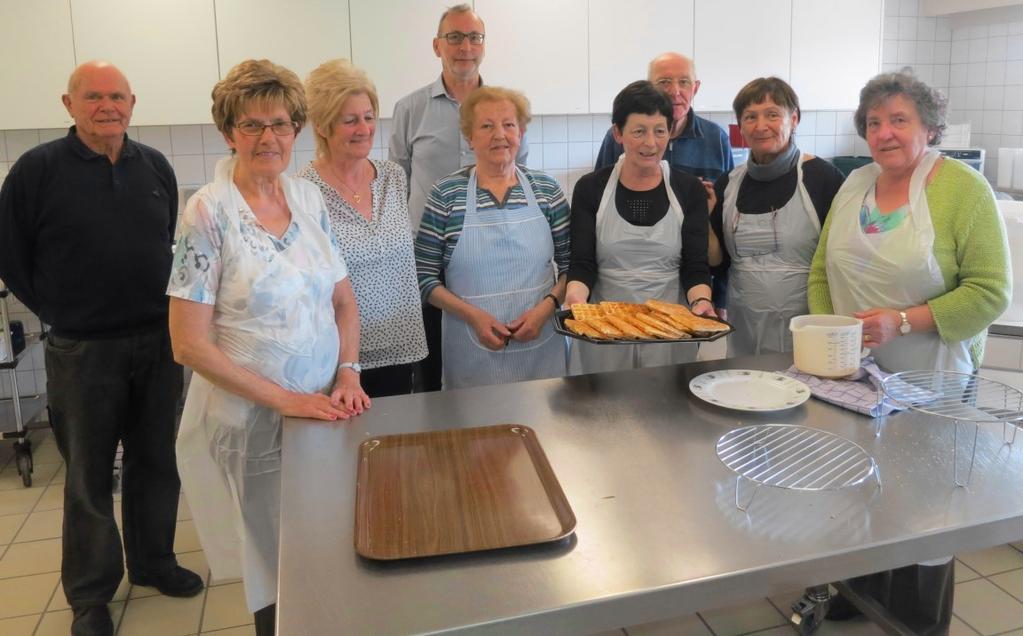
[898,311,912,335]
[338,361,362,374]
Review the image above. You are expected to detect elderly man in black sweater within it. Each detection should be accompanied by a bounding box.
[0,61,202,636]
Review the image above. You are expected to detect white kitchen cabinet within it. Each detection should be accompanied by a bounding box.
[790,0,882,110]
[588,0,695,113]
[983,335,1023,370]
[70,0,219,126]
[215,0,351,84]
[693,0,792,113]
[0,0,77,130]
[475,0,589,115]
[349,0,452,119]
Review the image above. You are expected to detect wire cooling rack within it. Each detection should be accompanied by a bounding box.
[716,424,879,511]
[880,370,1023,486]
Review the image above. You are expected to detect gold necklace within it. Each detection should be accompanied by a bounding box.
[327,161,367,204]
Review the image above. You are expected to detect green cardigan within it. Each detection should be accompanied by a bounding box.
[807,158,1011,370]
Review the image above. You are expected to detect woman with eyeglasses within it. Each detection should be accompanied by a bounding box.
[709,77,844,357]
[167,59,368,636]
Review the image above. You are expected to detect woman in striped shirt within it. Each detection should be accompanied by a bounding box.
[414,87,570,390]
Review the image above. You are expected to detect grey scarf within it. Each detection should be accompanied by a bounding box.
[746,141,799,182]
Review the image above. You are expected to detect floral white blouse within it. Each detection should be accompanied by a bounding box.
[298,159,427,370]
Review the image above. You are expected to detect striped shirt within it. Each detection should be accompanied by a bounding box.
[415,166,571,303]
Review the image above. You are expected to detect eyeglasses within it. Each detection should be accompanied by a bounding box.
[439,31,485,45]
[655,78,695,90]
[235,120,298,136]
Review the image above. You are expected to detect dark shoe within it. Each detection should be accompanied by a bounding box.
[129,565,204,598]
[71,605,113,636]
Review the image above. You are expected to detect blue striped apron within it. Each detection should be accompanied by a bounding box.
[441,167,566,389]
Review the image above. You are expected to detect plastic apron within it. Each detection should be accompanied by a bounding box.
[570,157,696,375]
[441,166,566,389]
[176,158,341,612]
[825,149,972,374]
[722,156,820,357]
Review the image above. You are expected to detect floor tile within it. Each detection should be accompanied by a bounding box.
[956,559,981,583]
[958,545,1023,576]
[0,487,44,516]
[0,614,38,636]
[130,550,209,599]
[588,630,626,636]
[813,617,885,634]
[0,463,61,492]
[32,483,63,512]
[30,438,64,465]
[741,628,794,635]
[117,592,203,636]
[202,581,251,632]
[201,625,255,635]
[14,508,61,542]
[36,602,124,636]
[0,572,60,618]
[698,598,786,636]
[177,497,192,521]
[48,575,129,611]
[625,613,710,635]
[174,519,201,553]
[0,537,61,578]
[0,513,26,544]
[50,464,65,485]
[766,589,805,619]
[990,568,1023,602]
[951,616,981,635]
[954,578,1023,634]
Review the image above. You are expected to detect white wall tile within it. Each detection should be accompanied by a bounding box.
[378,119,392,151]
[987,61,1007,86]
[915,64,934,85]
[968,62,987,87]
[952,26,969,42]
[983,109,1003,135]
[918,40,935,64]
[5,130,40,163]
[541,115,568,142]
[854,136,870,155]
[204,154,229,182]
[991,23,1008,37]
[897,16,917,40]
[885,0,899,17]
[526,116,543,144]
[882,63,899,73]
[883,40,898,65]
[171,155,205,186]
[816,111,837,135]
[989,36,1009,62]
[970,25,990,40]
[950,65,967,89]
[966,109,984,128]
[202,124,230,154]
[835,134,856,156]
[542,142,568,170]
[1002,134,1022,146]
[935,18,952,42]
[525,147,544,170]
[884,15,899,39]
[1005,86,1023,109]
[934,41,951,65]
[951,40,969,64]
[591,113,611,142]
[898,40,916,64]
[917,16,936,41]
[934,65,950,89]
[567,142,592,169]
[37,129,64,144]
[170,125,203,155]
[969,38,989,64]
[1004,110,1023,136]
[567,115,591,142]
[1008,60,1023,85]
[137,126,172,155]
[986,85,1005,111]
[815,135,836,158]
[548,169,569,196]
[1012,22,1023,36]
[296,125,317,153]
[798,111,817,136]
[0,163,8,182]
[1009,35,1023,61]
[899,0,918,17]
[837,111,857,135]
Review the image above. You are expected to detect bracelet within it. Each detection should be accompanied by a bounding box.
[543,293,559,309]
[689,297,713,308]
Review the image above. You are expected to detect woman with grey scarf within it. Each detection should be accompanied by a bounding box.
[709,77,845,357]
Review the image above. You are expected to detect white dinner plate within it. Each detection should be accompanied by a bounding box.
[689,370,811,412]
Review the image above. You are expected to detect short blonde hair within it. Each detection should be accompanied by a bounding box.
[305,59,380,159]
[211,59,307,137]
[459,86,531,140]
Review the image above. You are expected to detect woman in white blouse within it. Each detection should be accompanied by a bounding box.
[299,59,427,397]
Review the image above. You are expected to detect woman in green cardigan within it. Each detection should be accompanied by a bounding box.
[808,70,1010,376]
[807,69,1011,635]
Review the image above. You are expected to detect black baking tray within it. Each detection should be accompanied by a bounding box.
[551,309,733,345]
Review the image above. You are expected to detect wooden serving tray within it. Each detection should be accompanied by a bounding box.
[354,424,576,560]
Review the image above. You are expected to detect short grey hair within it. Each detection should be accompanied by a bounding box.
[437,4,484,36]
[854,68,947,145]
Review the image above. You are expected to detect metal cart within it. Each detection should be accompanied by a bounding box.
[0,286,46,487]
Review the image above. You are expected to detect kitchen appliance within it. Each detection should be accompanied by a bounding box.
[1000,200,1023,322]
[790,315,863,378]
[936,147,984,173]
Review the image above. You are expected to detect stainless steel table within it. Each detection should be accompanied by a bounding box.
[279,354,1023,635]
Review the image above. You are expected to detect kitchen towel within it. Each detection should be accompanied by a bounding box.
[783,358,911,417]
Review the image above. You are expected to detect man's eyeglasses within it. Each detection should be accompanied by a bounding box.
[439,31,485,45]
[235,120,298,136]
[655,78,695,90]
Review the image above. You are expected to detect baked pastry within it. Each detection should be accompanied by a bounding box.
[564,318,603,339]
[584,317,624,339]
[645,299,729,336]
[631,312,688,339]
[603,315,652,339]
[570,303,605,321]
[599,301,648,316]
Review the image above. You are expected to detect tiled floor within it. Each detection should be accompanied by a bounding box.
[1,366,1022,635]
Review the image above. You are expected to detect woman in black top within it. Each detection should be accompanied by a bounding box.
[565,80,714,374]
[709,77,844,357]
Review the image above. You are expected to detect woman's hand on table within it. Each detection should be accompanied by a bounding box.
[277,391,352,421]
[331,370,371,416]
[855,307,901,347]
[468,307,513,350]
[507,300,555,343]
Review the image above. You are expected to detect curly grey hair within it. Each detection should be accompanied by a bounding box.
[854,68,948,145]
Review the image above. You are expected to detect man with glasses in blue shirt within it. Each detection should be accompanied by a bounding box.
[390,3,528,392]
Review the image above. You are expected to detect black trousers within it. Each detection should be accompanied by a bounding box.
[416,304,443,392]
[45,328,184,607]
[360,363,415,398]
